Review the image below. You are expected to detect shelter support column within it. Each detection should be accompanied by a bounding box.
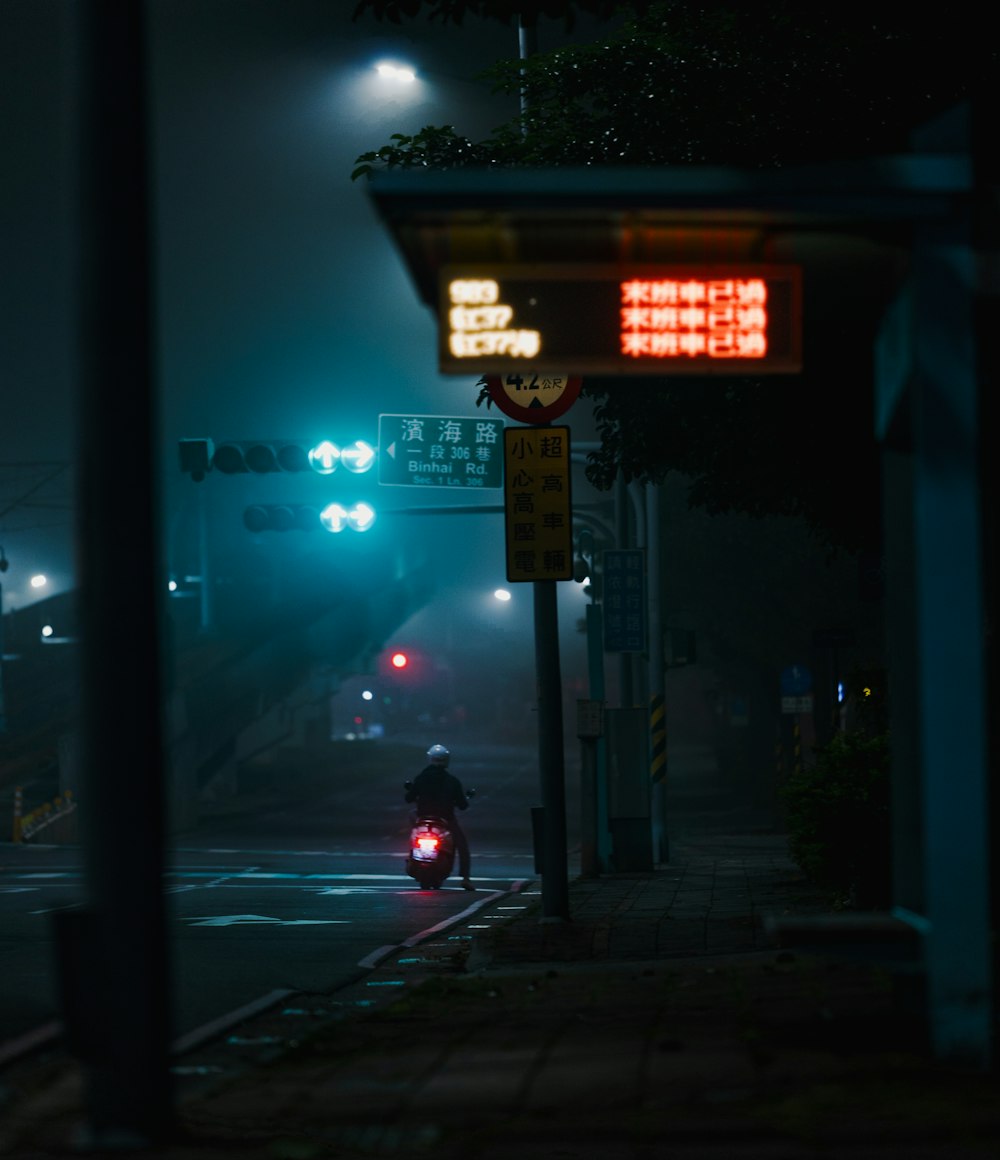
[877,216,992,1065]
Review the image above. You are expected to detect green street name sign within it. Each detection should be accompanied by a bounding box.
[378,414,505,489]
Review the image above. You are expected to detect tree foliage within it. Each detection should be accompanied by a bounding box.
[354,3,989,173]
[782,730,892,908]
[352,0,650,28]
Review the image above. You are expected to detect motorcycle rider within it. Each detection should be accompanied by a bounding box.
[405,744,474,890]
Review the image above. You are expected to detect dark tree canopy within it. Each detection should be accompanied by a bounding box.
[352,0,651,28]
[354,3,991,174]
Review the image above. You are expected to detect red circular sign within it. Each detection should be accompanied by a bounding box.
[485,373,582,424]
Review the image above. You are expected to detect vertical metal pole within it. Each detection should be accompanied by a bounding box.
[517,16,538,120]
[535,578,569,919]
[579,733,598,877]
[647,483,669,863]
[0,578,6,734]
[586,601,611,872]
[68,0,174,1141]
[615,477,633,706]
[629,480,648,706]
[198,485,213,633]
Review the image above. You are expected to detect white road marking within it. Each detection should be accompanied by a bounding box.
[169,847,534,859]
[186,914,350,927]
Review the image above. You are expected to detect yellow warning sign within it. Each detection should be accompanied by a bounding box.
[503,426,573,582]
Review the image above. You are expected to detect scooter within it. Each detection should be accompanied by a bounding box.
[403,784,474,890]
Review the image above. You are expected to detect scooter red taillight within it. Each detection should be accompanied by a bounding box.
[413,834,440,860]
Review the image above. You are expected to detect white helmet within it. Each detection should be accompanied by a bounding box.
[427,744,450,767]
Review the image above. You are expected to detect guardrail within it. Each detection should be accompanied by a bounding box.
[11,786,77,843]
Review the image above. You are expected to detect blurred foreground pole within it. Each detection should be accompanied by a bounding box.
[67,0,174,1142]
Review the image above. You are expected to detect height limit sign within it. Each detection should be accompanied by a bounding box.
[503,426,573,582]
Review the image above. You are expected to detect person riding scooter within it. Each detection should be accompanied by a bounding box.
[405,744,474,890]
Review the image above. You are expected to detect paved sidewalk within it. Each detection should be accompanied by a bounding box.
[4,829,1000,1158]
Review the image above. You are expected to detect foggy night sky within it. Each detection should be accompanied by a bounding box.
[0,1,608,665]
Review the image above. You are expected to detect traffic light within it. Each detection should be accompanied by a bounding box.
[380,646,427,681]
[215,442,310,475]
[243,501,376,533]
[178,438,214,482]
[319,501,376,533]
[179,438,376,479]
[244,505,320,533]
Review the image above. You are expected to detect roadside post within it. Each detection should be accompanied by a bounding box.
[488,374,580,922]
[576,699,604,877]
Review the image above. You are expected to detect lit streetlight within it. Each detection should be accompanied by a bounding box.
[375,61,416,83]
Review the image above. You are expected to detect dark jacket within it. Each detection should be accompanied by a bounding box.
[405,765,469,819]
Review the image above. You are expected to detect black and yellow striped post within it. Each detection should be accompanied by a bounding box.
[650,692,667,784]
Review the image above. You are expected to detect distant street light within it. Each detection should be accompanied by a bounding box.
[493,588,512,602]
[30,574,48,589]
[375,61,416,83]
[40,623,77,645]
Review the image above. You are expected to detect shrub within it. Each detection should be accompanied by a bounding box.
[782,730,891,908]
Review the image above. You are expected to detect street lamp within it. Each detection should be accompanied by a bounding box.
[375,61,417,84]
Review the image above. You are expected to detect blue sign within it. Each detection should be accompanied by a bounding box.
[603,549,646,653]
[780,665,813,696]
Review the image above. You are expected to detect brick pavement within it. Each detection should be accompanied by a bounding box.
[4,829,1000,1159]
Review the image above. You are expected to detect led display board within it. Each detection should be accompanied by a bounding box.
[440,265,802,376]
